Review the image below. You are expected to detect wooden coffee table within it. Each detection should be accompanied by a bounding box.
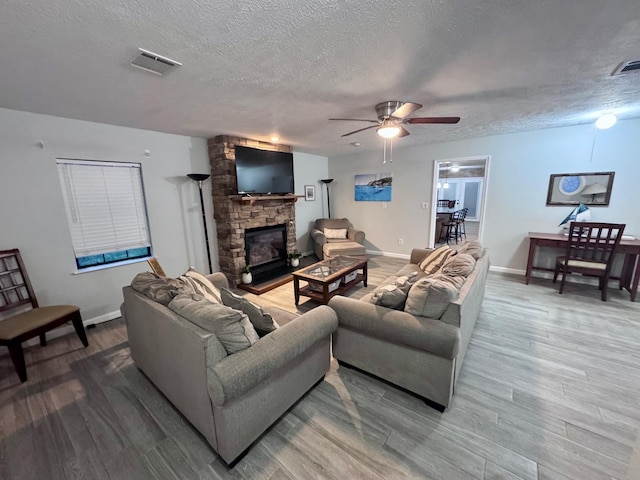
[293,256,368,305]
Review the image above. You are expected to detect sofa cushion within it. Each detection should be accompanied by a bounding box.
[329,296,460,359]
[322,241,366,258]
[168,294,259,354]
[405,276,460,318]
[220,287,279,336]
[417,245,456,275]
[324,227,348,239]
[430,272,466,290]
[441,253,477,277]
[369,273,418,309]
[131,272,192,305]
[181,268,222,304]
[454,240,484,260]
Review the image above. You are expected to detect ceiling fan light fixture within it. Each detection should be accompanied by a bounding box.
[595,113,617,129]
[377,125,400,138]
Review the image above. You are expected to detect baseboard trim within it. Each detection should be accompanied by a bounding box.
[366,249,411,260]
[23,309,121,346]
[490,266,525,276]
[490,265,609,287]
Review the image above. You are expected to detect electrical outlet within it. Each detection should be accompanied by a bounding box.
[398,238,404,245]
[421,202,429,209]
[382,202,387,209]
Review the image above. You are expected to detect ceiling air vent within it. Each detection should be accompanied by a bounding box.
[612,60,640,76]
[130,48,182,76]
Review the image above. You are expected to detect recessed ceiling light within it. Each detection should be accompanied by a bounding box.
[595,113,617,129]
[350,142,361,147]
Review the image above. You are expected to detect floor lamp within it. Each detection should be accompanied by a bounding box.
[320,179,334,218]
[187,173,213,274]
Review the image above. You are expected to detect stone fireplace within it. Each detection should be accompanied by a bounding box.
[208,135,297,286]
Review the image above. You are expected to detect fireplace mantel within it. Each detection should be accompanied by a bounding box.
[230,194,303,206]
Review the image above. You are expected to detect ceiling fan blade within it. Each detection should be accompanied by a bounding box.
[390,102,423,119]
[406,117,461,124]
[341,125,378,137]
[329,118,379,123]
[398,126,410,137]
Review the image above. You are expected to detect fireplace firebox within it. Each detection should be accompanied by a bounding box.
[244,224,288,281]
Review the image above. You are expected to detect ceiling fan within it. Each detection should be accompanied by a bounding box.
[330,101,460,138]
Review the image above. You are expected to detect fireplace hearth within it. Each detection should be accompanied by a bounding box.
[245,224,288,281]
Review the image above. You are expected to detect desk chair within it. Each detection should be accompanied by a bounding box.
[553,222,625,301]
[0,249,88,382]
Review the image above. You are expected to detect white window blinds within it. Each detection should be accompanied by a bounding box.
[57,159,151,260]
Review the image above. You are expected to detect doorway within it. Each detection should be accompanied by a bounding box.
[429,156,490,247]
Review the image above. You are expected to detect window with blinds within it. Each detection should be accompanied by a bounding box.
[56,159,152,270]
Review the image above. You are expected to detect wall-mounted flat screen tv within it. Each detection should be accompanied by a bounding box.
[234,145,294,195]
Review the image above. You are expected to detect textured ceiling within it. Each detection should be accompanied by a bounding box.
[1,0,639,156]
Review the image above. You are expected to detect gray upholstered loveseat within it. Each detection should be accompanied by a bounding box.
[121,272,337,465]
[329,245,489,410]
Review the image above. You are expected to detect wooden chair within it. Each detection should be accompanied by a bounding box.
[0,249,88,382]
[553,222,625,301]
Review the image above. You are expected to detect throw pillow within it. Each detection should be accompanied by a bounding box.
[441,253,476,277]
[370,284,406,309]
[131,272,192,305]
[417,245,456,275]
[370,273,418,309]
[168,294,259,354]
[220,287,279,336]
[324,228,348,239]
[405,276,460,318]
[455,240,483,260]
[181,267,222,304]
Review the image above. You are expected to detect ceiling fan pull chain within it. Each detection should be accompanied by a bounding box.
[383,137,387,164]
[390,138,393,163]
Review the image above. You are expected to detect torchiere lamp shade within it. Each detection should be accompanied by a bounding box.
[320,179,334,218]
[187,173,212,273]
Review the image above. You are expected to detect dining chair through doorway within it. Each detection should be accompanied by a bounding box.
[552,222,625,301]
[439,209,467,244]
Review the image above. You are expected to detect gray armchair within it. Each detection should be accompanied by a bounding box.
[310,218,366,259]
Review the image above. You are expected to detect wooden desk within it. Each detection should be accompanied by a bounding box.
[526,232,640,301]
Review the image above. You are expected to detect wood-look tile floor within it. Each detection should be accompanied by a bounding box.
[1,255,639,479]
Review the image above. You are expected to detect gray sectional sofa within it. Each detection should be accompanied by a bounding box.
[329,245,489,409]
[121,272,338,466]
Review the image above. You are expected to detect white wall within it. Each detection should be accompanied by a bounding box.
[0,107,214,324]
[292,152,329,255]
[328,119,640,271]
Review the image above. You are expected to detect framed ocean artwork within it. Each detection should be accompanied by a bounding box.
[355,173,392,201]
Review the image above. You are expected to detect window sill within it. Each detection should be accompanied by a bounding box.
[72,256,151,275]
